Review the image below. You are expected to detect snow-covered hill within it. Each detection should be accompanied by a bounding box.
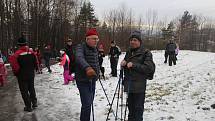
[15,50,215,121]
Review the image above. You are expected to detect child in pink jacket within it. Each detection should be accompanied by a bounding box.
[0,57,7,86]
[59,49,74,85]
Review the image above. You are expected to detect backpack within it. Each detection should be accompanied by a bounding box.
[143,50,155,80]
[167,43,176,52]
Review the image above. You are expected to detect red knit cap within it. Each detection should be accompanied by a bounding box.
[86,28,98,37]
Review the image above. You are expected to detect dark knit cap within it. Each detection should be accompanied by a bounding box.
[129,30,142,42]
[17,37,27,46]
[111,41,115,44]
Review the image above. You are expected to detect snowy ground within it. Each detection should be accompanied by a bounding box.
[14,50,215,121]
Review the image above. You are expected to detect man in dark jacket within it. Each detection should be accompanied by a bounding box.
[9,37,38,112]
[75,28,100,121]
[43,45,52,72]
[65,38,75,74]
[109,41,121,77]
[165,38,177,66]
[121,30,155,121]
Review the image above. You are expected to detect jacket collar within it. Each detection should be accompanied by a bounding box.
[83,42,96,50]
[129,45,144,54]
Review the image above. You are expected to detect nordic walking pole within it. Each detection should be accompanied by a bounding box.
[120,69,124,121]
[98,77,117,119]
[124,70,132,121]
[90,80,95,121]
[106,73,121,121]
[116,68,124,120]
[115,76,121,120]
[121,85,124,121]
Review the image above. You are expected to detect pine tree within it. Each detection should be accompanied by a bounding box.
[178,11,199,49]
[162,22,174,40]
[77,1,99,41]
[87,2,98,28]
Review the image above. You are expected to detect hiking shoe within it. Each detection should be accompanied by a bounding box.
[32,104,38,109]
[24,107,33,112]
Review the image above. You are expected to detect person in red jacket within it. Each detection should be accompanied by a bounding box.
[9,37,38,112]
[0,57,7,87]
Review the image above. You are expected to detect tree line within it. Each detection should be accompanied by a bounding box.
[1,1,215,56]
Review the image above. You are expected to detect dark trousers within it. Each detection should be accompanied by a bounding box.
[99,59,105,78]
[168,51,176,66]
[77,81,96,121]
[127,92,146,121]
[17,77,37,108]
[164,51,168,63]
[100,66,105,78]
[0,76,4,86]
[44,58,51,71]
[110,57,118,76]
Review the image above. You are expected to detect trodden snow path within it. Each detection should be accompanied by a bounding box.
[15,50,215,121]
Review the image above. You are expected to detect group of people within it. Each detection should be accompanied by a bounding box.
[8,28,156,121]
[74,29,155,121]
[164,37,179,66]
[5,37,74,112]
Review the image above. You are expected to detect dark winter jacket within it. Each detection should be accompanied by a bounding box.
[65,44,76,73]
[109,46,121,59]
[43,47,52,61]
[65,44,75,62]
[75,42,100,82]
[166,42,177,53]
[98,49,105,66]
[123,46,155,93]
[13,46,37,80]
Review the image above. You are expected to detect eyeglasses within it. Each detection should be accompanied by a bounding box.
[87,37,99,41]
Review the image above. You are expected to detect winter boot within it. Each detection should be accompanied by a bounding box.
[211,104,215,109]
[24,107,33,112]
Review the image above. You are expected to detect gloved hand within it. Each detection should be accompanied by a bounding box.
[127,62,133,69]
[108,55,110,59]
[120,60,127,67]
[114,55,118,58]
[86,67,97,78]
[56,57,61,62]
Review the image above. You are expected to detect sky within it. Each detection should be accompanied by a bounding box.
[90,0,215,22]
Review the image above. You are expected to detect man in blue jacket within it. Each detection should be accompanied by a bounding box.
[75,28,100,121]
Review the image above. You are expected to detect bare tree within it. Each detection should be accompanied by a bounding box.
[145,9,158,37]
[137,14,143,31]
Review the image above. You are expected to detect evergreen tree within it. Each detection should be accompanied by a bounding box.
[162,22,175,40]
[178,11,199,49]
[77,2,99,41]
